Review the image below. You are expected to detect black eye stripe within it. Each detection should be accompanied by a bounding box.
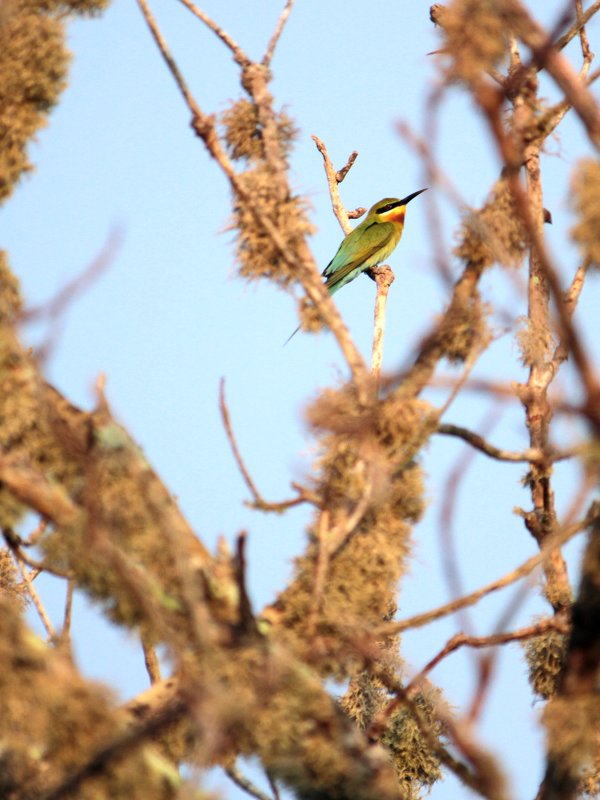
[376,201,402,214]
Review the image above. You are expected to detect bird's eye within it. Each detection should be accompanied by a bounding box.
[376,202,401,214]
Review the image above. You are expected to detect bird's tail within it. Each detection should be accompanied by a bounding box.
[283,324,301,346]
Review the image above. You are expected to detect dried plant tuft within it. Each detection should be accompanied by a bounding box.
[222,98,297,164]
[455,179,528,270]
[435,0,508,83]
[524,625,567,699]
[571,159,600,269]
[231,167,314,286]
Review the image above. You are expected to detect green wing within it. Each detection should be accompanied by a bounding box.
[322,222,396,294]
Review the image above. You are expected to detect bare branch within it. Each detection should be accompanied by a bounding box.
[142,638,162,684]
[554,0,600,52]
[13,552,56,639]
[311,135,355,234]
[176,0,248,66]
[219,379,314,512]
[384,501,600,636]
[0,452,79,526]
[368,265,395,386]
[406,616,569,693]
[262,0,296,68]
[60,579,75,644]
[436,423,576,464]
[225,764,275,800]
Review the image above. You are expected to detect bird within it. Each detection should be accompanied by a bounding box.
[285,189,427,343]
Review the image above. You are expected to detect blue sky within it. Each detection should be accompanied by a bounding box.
[2,1,599,798]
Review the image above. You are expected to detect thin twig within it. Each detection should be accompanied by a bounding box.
[382,500,600,636]
[335,150,359,185]
[436,423,577,464]
[308,509,331,634]
[138,0,209,117]
[311,135,355,234]
[262,0,296,67]
[22,228,123,363]
[219,379,313,512]
[13,553,55,639]
[60,578,75,644]
[225,764,275,800]
[438,409,503,639]
[176,0,248,66]
[406,616,569,694]
[265,771,281,800]
[552,259,590,366]
[554,0,600,52]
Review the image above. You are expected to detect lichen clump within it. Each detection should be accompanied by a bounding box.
[0,0,109,205]
[268,388,432,676]
[434,0,508,83]
[524,626,567,699]
[454,179,528,270]
[571,159,600,268]
[222,98,297,164]
[231,168,314,285]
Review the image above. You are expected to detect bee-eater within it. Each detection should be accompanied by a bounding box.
[286,189,427,343]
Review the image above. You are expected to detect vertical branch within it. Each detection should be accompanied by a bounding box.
[517,79,571,610]
[368,266,395,386]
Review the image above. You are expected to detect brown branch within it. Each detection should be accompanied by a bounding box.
[436,423,576,464]
[383,501,600,636]
[219,379,314,512]
[4,537,70,579]
[22,228,123,363]
[225,764,275,800]
[262,0,296,68]
[142,639,162,684]
[508,1,600,151]
[574,0,593,76]
[552,259,590,367]
[0,452,79,526]
[137,0,210,118]
[368,265,394,386]
[60,579,75,644]
[362,651,504,800]
[176,0,248,66]
[335,150,359,185]
[554,0,600,52]
[311,135,356,234]
[139,1,369,392]
[13,552,56,639]
[407,617,569,693]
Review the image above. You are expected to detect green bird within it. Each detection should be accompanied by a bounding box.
[286,189,427,343]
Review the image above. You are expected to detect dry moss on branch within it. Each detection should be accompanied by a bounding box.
[455,178,529,270]
[524,625,568,699]
[0,600,181,800]
[571,159,600,269]
[433,0,509,83]
[0,0,109,205]
[231,167,314,286]
[266,388,431,676]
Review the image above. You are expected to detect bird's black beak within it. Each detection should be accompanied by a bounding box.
[399,188,428,206]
